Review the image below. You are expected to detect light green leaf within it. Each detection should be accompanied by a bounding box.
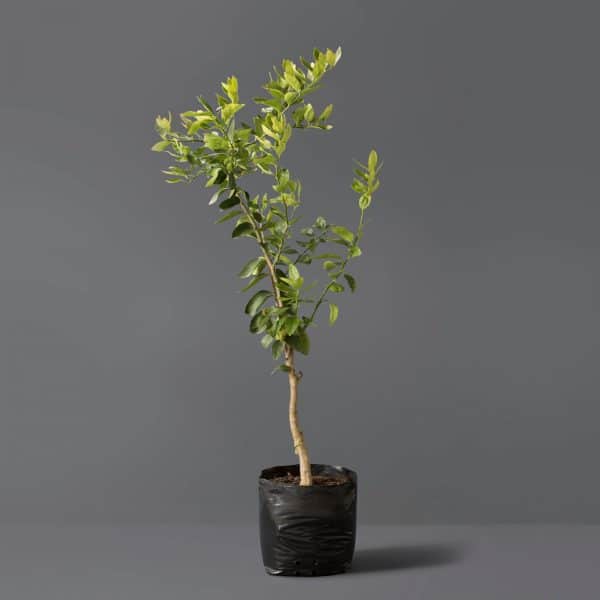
[187,116,213,135]
[208,190,222,206]
[221,75,239,102]
[329,303,339,325]
[304,103,315,122]
[329,282,345,293]
[331,225,354,244]
[292,106,305,126]
[319,104,333,121]
[261,334,274,349]
[368,149,378,172]
[204,134,229,151]
[359,193,371,210]
[154,114,172,134]
[323,260,337,271]
[221,103,245,122]
[349,246,362,258]
[244,290,271,316]
[325,48,337,67]
[288,263,300,281]
[352,180,366,194]
[151,140,170,152]
[271,364,292,375]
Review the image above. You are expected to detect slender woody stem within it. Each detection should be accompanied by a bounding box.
[285,347,312,486]
[235,180,312,485]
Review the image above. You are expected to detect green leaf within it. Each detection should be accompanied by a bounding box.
[261,334,274,349]
[287,330,310,355]
[219,195,240,210]
[313,253,341,260]
[282,274,304,290]
[343,273,357,292]
[240,273,267,292]
[271,340,284,360]
[349,245,362,258]
[231,222,254,238]
[323,260,337,271]
[244,290,271,316]
[238,257,266,278]
[249,312,268,334]
[151,140,170,152]
[292,106,305,126]
[215,209,242,224]
[271,364,292,375]
[329,303,339,326]
[329,282,345,293]
[281,315,301,336]
[331,225,354,244]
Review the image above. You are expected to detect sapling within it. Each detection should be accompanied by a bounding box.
[152,47,381,486]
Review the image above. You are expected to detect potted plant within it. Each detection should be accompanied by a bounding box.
[152,46,381,576]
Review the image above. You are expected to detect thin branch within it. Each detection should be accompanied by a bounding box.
[237,192,283,309]
[306,208,365,325]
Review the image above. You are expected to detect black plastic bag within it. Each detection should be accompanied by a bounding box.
[258,464,357,576]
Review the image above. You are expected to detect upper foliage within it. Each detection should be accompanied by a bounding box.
[152,47,381,370]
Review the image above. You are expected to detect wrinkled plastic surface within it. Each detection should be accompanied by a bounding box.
[259,464,357,576]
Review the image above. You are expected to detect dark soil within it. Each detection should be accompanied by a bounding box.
[271,473,350,486]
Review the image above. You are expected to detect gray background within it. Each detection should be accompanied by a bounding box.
[1,0,599,525]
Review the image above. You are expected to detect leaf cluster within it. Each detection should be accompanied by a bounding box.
[152,47,382,370]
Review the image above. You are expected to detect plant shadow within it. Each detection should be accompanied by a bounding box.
[350,542,466,574]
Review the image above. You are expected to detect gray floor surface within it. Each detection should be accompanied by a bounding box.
[1,525,598,599]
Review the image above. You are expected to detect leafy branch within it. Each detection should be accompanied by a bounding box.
[152,46,381,366]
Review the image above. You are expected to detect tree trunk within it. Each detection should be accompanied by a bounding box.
[286,347,312,486]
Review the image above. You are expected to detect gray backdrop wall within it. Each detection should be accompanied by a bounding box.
[1,0,599,524]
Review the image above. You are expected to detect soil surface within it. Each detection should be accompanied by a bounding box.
[271,473,350,486]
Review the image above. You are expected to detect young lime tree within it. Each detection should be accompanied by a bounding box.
[152,47,381,486]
